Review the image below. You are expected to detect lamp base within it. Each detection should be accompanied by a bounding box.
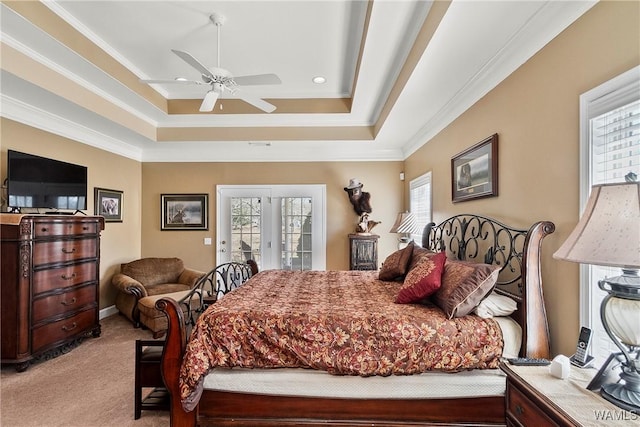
[600,370,640,412]
[397,237,413,250]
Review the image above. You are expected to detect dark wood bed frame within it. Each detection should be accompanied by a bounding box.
[157,214,555,427]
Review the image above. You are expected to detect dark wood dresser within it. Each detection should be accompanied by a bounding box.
[1,214,105,371]
[348,233,379,270]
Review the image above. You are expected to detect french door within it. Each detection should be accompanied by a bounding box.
[217,185,326,270]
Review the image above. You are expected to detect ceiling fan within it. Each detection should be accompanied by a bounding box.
[141,13,281,113]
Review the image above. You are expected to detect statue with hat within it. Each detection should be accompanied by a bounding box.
[344,178,380,234]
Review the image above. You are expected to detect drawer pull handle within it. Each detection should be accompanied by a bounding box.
[62,322,77,332]
[61,273,77,280]
[61,297,77,306]
[515,405,524,416]
[41,227,49,232]
[62,248,76,254]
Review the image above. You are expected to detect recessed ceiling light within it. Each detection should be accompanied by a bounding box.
[312,76,326,84]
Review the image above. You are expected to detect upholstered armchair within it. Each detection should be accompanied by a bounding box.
[112,257,205,337]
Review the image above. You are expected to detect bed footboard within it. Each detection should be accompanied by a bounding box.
[156,298,196,427]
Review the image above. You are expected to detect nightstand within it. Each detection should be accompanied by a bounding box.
[348,233,379,270]
[500,361,637,426]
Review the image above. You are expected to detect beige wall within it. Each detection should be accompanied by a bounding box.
[1,1,638,356]
[0,118,142,310]
[141,161,403,272]
[1,119,402,309]
[404,1,640,357]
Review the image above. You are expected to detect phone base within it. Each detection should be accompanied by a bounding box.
[570,354,594,368]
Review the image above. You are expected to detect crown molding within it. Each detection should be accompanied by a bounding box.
[0,95,144,161]
[402,0,597,158]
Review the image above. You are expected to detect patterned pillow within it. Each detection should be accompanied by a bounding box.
[378,242,414,281]
[395,251,446,304]
[432,260,500,318]
[408,245,435,271]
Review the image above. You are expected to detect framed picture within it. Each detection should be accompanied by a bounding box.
[94,188,123,222]
[161,193,208,231]
[451,133,498,203]
[587,352,624,391]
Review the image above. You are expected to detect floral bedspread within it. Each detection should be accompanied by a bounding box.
[179,269,504,411]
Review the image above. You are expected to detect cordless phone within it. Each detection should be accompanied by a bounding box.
[570,326,594,368]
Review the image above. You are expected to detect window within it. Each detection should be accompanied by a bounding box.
[281,197,313,270]
[218,185,326,271]
[408,172,432,245]
[579,66,640,366]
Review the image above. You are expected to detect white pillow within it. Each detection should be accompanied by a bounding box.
[474,292,517,318]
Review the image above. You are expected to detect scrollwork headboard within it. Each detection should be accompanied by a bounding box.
[422,214,555,358]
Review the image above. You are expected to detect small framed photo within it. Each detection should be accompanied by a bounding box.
[94,188,123,222]
[451,133,498,203]
[587,352,624,391]
[161,193,208,231]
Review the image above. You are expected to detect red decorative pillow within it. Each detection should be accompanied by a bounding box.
[378,242,414,281]
[432,260,500,318]
[408,245,435,271]
[395,251,446,304]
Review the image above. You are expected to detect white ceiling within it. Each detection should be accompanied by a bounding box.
[0,1,597,162]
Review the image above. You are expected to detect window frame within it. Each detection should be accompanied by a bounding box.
[216,184,326,270]
[408,171,433,245]
[578,65,640,365]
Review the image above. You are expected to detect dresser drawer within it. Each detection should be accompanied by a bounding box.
[33,221,98,238]
[31,308,97,353]
[33,262,97,295]
[32,285,97,324]
[507,382,559,427]
[33,239,97,266]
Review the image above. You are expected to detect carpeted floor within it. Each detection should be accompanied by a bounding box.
[1,314,170,427]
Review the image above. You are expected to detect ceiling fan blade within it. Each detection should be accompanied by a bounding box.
[140,78,202,85]
[171,49,214,78]
[233,73,282,86]
[235,91,277,113]
[199,90,220,112]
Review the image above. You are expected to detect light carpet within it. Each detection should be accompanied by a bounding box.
[1,314,169,427]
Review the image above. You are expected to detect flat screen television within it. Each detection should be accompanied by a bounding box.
[7,150,87,211]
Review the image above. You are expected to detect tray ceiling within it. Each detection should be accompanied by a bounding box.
[0,1,596,162]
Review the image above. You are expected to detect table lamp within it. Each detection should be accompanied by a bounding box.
[389,211,421,249]
[553,182,640,411]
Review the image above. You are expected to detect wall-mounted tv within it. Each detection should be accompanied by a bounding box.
[7,150,87,211]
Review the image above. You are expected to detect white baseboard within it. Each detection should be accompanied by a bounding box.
[99,305,119,319]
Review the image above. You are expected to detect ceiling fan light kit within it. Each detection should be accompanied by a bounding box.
[141,12,280,113]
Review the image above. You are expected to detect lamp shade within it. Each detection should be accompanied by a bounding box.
[389,211,421,234]
[553,182,640,269]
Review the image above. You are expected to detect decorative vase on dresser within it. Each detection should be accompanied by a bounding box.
[1,214,105,372]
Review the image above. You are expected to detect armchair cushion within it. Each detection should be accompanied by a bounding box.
[137,290,202,337]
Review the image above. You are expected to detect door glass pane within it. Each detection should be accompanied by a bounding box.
[281,197,312,270]
[230,197,261,265]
